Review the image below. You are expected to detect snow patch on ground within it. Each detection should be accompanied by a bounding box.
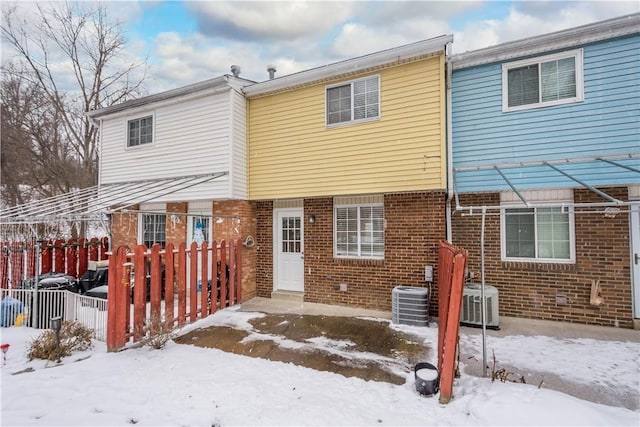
[1,312,638,426]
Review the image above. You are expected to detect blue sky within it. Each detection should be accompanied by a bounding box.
[3,1,639,94]
[128,2,199,43]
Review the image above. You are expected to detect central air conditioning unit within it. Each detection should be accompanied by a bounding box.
[392,286,430,326]
[460,283,500,329]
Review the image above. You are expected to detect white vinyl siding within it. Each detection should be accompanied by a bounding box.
[99,88,245,201]
[502,49,584,112]
[230,90,248,199]
[500,190,575,263]
[334,197,384,259]
[326,75,380,126]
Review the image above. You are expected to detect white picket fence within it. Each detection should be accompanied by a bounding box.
[0,289,107,341]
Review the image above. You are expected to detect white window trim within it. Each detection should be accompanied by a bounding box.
[325,74,381,128]
[138,203,166,247]
[502,49,584,113]
[126,113,156,149]
[500,200,576,264]
[333,201,385,260]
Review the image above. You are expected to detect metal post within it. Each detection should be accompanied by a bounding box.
[480,206,488,378]
[33,239,42,329]
[51,316,62,362]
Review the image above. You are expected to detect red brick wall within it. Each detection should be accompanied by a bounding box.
[110,200,257,302]
[255,200,274,298]
[111,205,139,250]
[213,200,257,301]
[452,187,634,328]
[166,202,187,248]
[255,192,446,312]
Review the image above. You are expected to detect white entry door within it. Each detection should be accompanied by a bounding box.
[275,208,304,292]
[631,203,640,318]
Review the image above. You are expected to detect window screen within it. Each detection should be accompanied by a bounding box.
[327,76,379,125]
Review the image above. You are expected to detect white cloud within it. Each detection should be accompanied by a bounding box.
[330,22,453,61]
[452,1,640,54]
[186,1,356,41]
[5,1,638,97]
[149,31,306,88]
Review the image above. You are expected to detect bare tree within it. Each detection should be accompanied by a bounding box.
[1,1,148,203]
[1,70,37,207]
[1,69,82,203]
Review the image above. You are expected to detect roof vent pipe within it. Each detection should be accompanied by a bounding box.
[230,65,241,77]
[267,65,276,80]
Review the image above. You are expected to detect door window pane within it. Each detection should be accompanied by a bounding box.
[281,216,302,253]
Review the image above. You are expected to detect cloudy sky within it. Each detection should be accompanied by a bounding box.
[2,1,639,94]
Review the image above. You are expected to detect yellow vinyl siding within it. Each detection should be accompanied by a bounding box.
[248,55,445,200]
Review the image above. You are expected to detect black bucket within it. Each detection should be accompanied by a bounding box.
[414,362,439,396]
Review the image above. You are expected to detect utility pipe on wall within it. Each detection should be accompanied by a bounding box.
[445,41,454,243]
[480,206,488,378]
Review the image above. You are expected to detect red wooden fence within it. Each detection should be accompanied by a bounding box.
[437,240,468,404]
[106,239,243,351]
[0,237,109,288]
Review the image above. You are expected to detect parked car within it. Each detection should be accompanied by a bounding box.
[83,263,166,302]
[20,272,79,293]
[18,272,78,328]
[79,262,109,294]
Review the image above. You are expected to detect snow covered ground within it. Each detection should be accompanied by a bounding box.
[1,307,639,426]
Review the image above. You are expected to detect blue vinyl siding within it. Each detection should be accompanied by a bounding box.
[452,34,640,193]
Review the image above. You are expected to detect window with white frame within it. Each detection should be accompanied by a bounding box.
[502,49,583,112]
[189,216,211,246]
[326,75,379,125]
[140,213,166,248]
[334,196,384,259]
[127,115,153,147]
[501,191,575,262]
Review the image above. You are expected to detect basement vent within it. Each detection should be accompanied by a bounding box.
[392,286,429,327]
[460,283,500,329]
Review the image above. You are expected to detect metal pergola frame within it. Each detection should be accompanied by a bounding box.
[0,172,228,243]
[450,152,640,377]
[453,152,640,214]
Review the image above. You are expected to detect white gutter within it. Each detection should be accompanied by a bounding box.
[243,35,453,97]
[97,118,103,189]
[86,75,254,119]
[452,13,639,70]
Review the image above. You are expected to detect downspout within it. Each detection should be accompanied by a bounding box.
[94,117,102,189]
[445,41,454,243]
[480,206,488,377]
[90,116,113,251]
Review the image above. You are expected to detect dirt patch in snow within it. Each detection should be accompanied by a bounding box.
[175,314,430,384]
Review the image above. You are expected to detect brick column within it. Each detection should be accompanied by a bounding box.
[110,206,139,250]
[166,202,188,248]
[213,200,257,301]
